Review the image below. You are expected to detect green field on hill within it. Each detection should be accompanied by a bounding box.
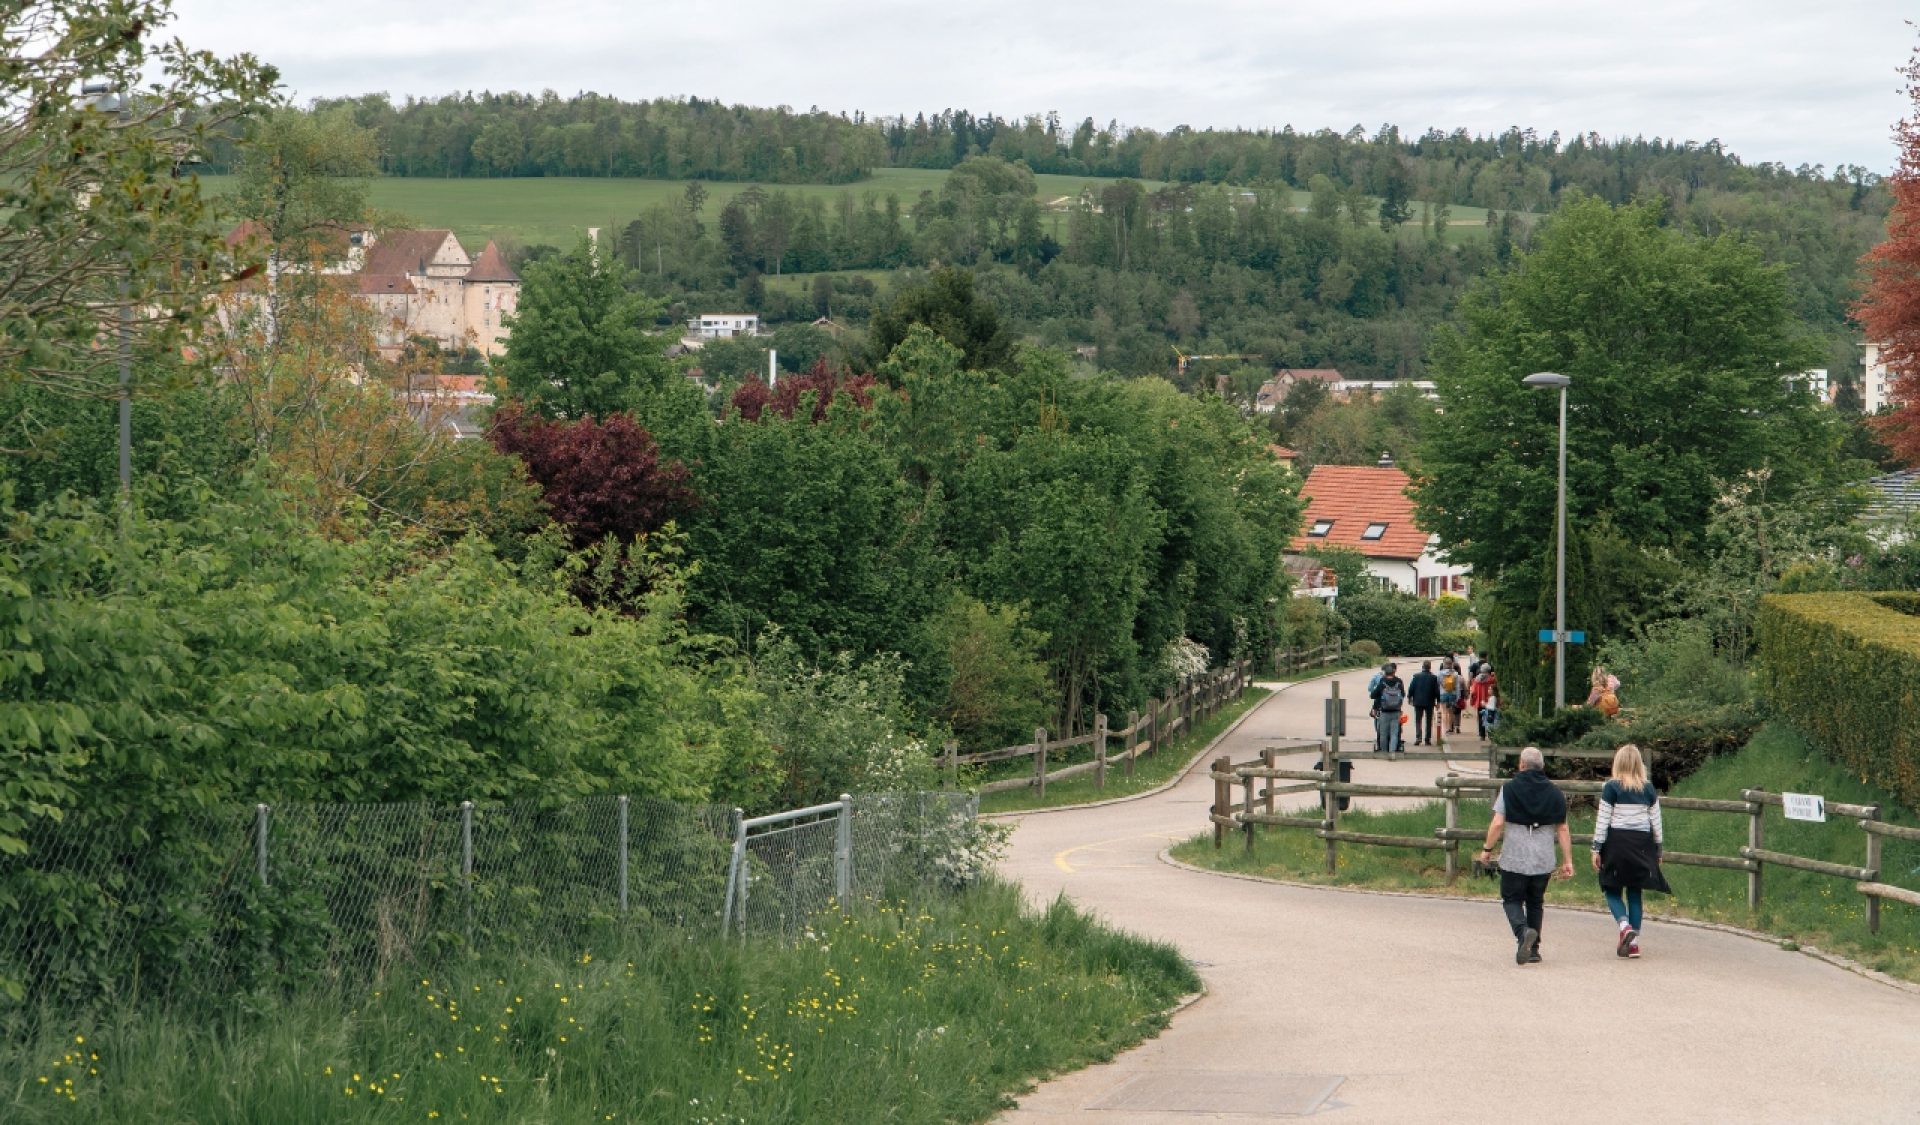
[194,170,1518,252]
[195,169,1165,249]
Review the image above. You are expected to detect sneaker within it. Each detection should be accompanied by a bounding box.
[1617,926,1637,958]
[1517,926,1539,965]
[1528,947,1543,964]
[1627,942,1641,959]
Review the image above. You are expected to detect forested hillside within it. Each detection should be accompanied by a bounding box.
[255,93,1885,385]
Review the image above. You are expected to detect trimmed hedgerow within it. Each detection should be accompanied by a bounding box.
[1755,592,1920,810]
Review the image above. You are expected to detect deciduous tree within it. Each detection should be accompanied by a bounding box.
[0,0,274,397]
[498,238,670,419]
[1855,36,1920,464]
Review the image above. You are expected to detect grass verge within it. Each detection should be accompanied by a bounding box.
[1171,722,1920,983]
[978,687,1272,815]
[0,880,1195,1123]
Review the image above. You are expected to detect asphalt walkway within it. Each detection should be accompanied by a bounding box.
[995,665,1920,1123]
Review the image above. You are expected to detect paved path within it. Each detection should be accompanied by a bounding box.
[995,665,1920,1123]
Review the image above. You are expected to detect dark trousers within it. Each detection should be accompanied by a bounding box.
[1413,705,1434,743]
[1499,869,1550,940]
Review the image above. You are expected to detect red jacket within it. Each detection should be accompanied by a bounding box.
[1468,672,1498,709]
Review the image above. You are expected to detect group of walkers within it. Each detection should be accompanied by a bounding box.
[1366,648,1501,752]
[1480,743,1670,964]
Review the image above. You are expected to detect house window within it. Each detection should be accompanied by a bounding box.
[1362,522,1387,540]
[1307,519,1334,537]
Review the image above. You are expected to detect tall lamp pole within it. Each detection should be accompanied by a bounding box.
[82,81,132,502]
[1523,372,1571,711]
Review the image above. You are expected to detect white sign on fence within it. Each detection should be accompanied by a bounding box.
[1782,792,1826,823]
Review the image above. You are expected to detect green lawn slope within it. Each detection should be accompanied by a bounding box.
[1173,723,1920,982]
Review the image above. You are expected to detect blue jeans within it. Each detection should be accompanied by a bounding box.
[1373,709,1402,752]
[1604,886,1643,930]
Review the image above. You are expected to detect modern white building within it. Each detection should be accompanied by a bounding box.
[689,313,760,339]
[1789,368,1831,403]
[1862,343,1899,413]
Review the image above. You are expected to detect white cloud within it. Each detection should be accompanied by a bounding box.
[170,0,1911,170]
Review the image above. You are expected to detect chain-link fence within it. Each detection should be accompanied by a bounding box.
[0,791,977,1031]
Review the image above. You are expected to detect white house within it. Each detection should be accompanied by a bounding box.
[689,313,760,339]
[1287,464,1470,600]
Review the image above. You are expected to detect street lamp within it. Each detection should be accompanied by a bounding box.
[82,81,132,502]
[1523,371,1571,710]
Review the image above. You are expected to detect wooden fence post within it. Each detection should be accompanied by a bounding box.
[1865,808,1884,934]
[1442,774,1460,883]
[1034,727,1049,799]
[1320,739,1339,875]
[1242,769,1256,855]
[1261,747,1277,820]
[1486,741,1499,780]
[1212,754,1232,849]
[1125,710,1139,779]
[943,740,958,789]
[1746,791,1765,911]
[1094,713,1109,790]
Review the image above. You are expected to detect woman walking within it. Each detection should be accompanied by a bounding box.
[1467,662,1498,737]
[1590,743,1671,958]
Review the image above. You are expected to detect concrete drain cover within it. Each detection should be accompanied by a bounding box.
[1087,1070,1343,1116]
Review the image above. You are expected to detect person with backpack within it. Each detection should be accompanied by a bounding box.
[1468,662,1499,737]
[1478,747,1576,965]
[1407,660,1440,746]
[1591,743,1671,959]
[1370,663,1406,754]
[1438,659,1463,734]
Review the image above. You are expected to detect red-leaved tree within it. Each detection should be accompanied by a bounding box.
[489,405,696,548]
[1856,37,1920,464]
[730,358,878,422]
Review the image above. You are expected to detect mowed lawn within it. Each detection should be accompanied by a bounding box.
[193,169,1165,249]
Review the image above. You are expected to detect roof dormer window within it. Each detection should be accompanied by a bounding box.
[1308,520,1334,537]
[1362,522,1388,540]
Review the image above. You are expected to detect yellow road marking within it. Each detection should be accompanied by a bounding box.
[1054,832,1186,873]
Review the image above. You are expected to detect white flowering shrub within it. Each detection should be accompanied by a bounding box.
[1163,636,1211,681]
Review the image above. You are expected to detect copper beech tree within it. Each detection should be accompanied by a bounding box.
[1856,37,1920,464]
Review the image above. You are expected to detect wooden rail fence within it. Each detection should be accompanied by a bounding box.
[1272,641,1343,674]
[1207,743,1920,934]
[951,659,1254,796]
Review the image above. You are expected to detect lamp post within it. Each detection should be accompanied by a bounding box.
[82,81,132,502]
[1522,371,1571,710]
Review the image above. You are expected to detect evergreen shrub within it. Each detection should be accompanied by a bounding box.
[1755,592,1920,810]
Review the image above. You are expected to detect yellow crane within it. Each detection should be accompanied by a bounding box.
[1172,346,1261,380]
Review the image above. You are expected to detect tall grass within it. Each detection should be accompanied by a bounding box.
[1173,723,1920,981]
[1,881,1195,1123]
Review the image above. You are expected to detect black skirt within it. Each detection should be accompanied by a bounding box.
[1597,827,1672,895]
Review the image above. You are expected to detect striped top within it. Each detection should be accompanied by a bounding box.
[1592,779,1663,852]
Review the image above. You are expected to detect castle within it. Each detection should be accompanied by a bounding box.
[224,224,522,359]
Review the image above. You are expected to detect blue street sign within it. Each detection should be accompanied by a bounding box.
[1538,629,1586,644]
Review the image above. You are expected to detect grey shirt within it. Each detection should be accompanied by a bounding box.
[1492,789,1559,876]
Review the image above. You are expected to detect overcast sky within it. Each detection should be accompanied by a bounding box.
[170,0,1914,172]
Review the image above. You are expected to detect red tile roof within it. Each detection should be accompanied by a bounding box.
[465,240,519,283]
[1290,465,1430,560]
[358,273,415,295]
[363,229,456,279]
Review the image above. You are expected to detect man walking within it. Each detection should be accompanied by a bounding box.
[1407,660,1440,746]
[1369,663,1405,754]
[1477,747,1574,964]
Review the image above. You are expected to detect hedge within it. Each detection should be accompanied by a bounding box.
[1755,592,1920,810]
